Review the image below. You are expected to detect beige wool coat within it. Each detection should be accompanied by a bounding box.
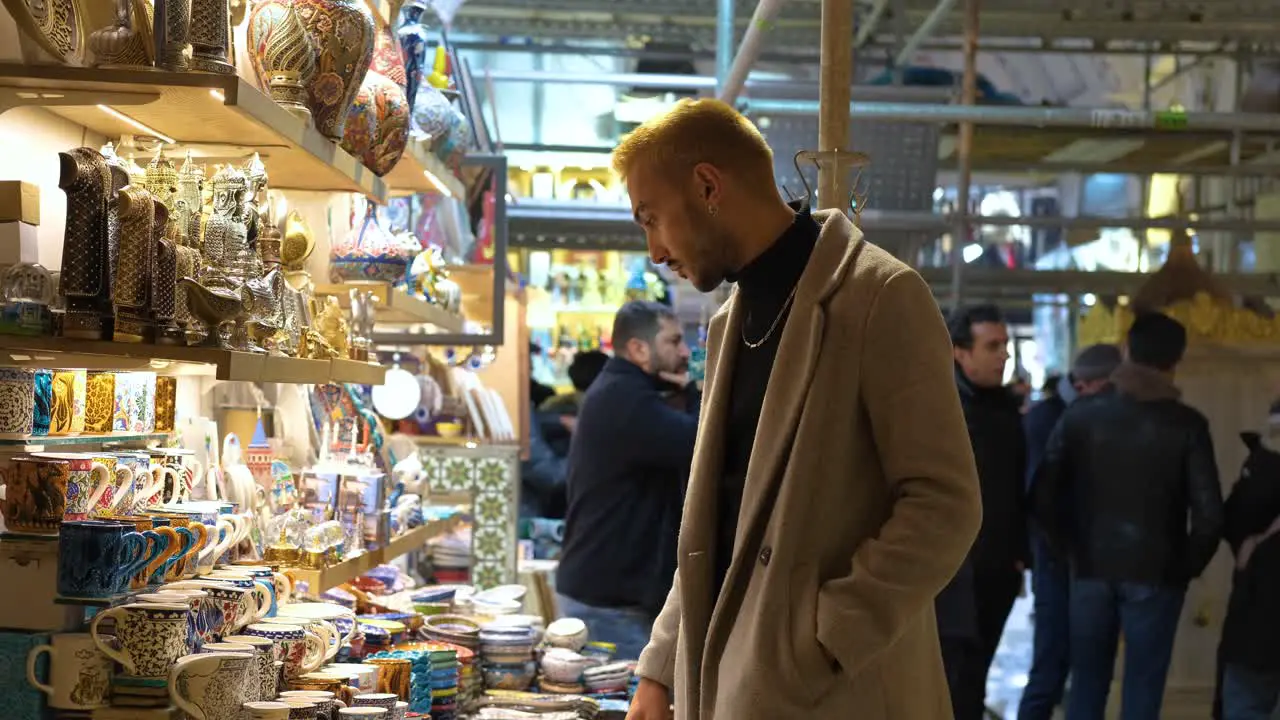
[634,209,983,720]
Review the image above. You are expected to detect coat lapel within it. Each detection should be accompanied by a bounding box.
[705,211,865,641]
[679,294,742,559]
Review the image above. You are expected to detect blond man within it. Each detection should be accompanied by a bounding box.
[617,99,983,720]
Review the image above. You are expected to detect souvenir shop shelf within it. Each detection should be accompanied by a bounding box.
[0,431,168,452]
[315,281,466,332]
[0,335,386,385]
[383,138,467,199]
[0,64,387,202]
[287,516,460,594]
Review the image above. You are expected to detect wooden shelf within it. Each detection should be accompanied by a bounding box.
[0,432,169,452]
[384,138,467,199]
[0,64,387,201]
[329,358,386,386]
[315,281,465,332]
[0,334,385,384]
[286,515,461,594]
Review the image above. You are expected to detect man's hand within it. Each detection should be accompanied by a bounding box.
[626,677,673,720]
[657,371,690,389]
[558,415,577,433]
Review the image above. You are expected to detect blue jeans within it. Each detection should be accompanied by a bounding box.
[1066,578,1185,720]
[1222,664,1280,720]
[555,593,656,661]
[1019,536,1071,720]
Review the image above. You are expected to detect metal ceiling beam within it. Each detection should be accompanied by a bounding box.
[916,267,1280,298]
[895,0,961,67]
[718,0,789,104]
[480,69,953,103]
[748,99,1280,132]
[716,0,735,91]
[451,38,1259,59]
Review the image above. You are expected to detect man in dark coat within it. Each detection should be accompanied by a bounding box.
[939,304,1029,720]
[1217,431,1280,719]
[1018,344,1121,720]
[556,301,699,660]
[1034,312,1224,720]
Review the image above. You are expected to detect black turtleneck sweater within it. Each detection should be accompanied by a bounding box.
[714,204,820,596]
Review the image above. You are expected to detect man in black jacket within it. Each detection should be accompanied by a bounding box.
[939,304,1029,720]
[1019,344,1121,720]
[556,300,699,659]
[1034,312,1224,720]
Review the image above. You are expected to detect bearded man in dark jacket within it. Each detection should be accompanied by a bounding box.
[938,304,1029,720]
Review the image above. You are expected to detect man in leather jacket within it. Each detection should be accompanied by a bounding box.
[1033,312,1224,720]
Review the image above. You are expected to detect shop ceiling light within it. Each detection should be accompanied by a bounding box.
[424,169,453,198]
[97,105,176,144]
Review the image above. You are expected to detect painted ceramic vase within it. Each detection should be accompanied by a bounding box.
[246,0,317,102]
[293,0,375,140]
[344,71,409,176]
[370,26,406,90]
[329,204,412,284]
[411,85,452,149]
[340,76,378,164]
[436,106,473,172]
[396,3,427,108]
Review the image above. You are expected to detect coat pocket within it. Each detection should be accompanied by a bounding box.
[785,563,841,702]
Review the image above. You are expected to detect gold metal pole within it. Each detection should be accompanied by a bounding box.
[817,0,854,211]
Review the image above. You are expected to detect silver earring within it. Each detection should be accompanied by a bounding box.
[707,204,718,216]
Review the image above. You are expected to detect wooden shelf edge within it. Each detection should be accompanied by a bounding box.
[0,64,388,203]
[330,358,387,386]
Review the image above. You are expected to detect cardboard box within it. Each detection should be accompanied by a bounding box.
[0,181,39,225]
[0,221,40,265]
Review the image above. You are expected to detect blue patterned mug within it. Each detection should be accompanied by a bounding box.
[56,520,149,598]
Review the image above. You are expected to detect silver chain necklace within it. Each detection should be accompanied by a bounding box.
[741,284,799,349]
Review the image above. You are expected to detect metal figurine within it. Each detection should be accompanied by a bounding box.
[153,0,190,71]
[188,0,234,74]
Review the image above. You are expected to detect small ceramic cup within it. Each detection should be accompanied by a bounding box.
[244,701,292,719]
[351,693,398,711]
[224,634,280,701]
[90,602,190,678]
[339,709,387,718]
[25,632,113,710]
[279,689,347,718]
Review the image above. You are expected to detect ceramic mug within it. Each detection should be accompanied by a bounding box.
[147,517,201,583]
[279,689,347,718]
[199,573,273,619]
[169,651,254,720]
[244,623,324,679]
[162,586,227,646]
[111,452,164,515]
[99,515,183,589]
[0,368,35,436]
[224,634,280,701]
[2,456,72,533]
[57,520,150,598]
[83,371,115,434]
[85,454,134,517]
[362,657,410,700]
[29,453,113,521]
[261,615,338,662]
[245,701,293,719]
[221,565,294,614]
[168,580,264,636]
[146,513,209,579]
[351,693,398,711]
[90,602,191,678]
[48,369,86,436]
[280,698,321,719]
[31,369,52,436]
[25,632,113,710]
[339,709,387,718]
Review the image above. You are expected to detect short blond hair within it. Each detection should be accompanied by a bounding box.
[611,98,775,184]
